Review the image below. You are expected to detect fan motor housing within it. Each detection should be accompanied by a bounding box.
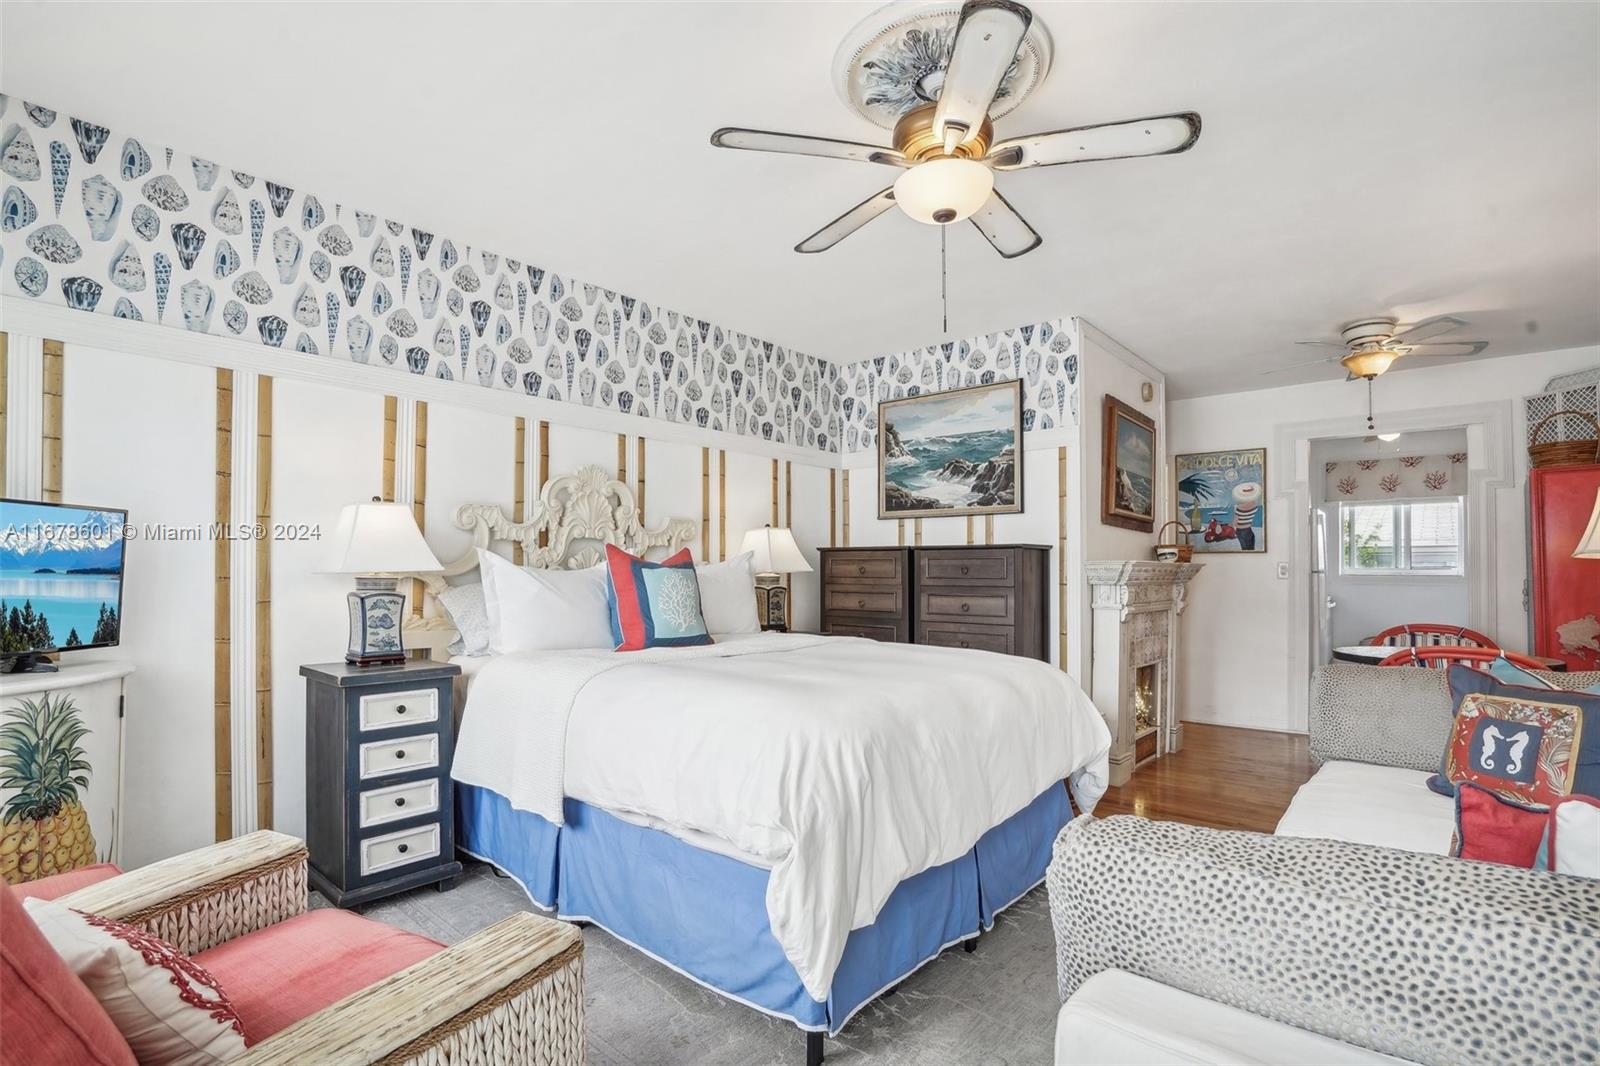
[1339,318,1399,347]
[892,103,994,161]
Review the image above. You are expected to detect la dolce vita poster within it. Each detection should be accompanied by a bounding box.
[1174,448,1267,553]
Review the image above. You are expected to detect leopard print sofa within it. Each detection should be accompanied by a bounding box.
[1047,815,1600,1066]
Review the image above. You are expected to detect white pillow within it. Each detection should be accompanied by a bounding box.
[696,552,761,635]
[478,548,614,653]
[24,897,248,1065]
[436,580,490,656]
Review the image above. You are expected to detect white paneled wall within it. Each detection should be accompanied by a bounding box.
[61,347,215,867]
[425,403,518,568]
[722,450,771,562]
[270,379,385,838]
[787,462,830,633]
[642,439,705,560]
[547,424,620,483]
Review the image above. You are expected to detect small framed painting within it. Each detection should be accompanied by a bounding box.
[1101,395,1156,531]
[1173,447,1267,553]
[878,380,1023,519]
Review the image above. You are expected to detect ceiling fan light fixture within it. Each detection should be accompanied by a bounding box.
[1340,348,1402,379]
[1377,432,1401,442]
[893,157,994,225]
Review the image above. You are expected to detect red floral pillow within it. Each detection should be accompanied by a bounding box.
[23,897,247,1064]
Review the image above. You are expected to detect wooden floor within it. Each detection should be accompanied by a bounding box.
[1093,723,1315,834]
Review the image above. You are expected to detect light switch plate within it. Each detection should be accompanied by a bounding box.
[1276,562,1290,579]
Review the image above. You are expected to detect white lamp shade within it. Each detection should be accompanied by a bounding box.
[1575,488,1600,559]
[893,158,994,224]
[320,502,442,574]
[739,526,812,575]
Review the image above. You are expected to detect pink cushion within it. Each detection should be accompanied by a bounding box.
[11,864,123,904]
[0,883,136,1066]
[195,908,444,1043]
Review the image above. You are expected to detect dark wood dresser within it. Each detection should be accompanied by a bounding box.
[819,545,1051,661]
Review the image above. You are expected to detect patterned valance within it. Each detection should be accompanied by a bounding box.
[1324,453,1467,502]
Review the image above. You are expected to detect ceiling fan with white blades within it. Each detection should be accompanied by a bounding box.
[709,0,1202,258]
[1265,316,1490,382]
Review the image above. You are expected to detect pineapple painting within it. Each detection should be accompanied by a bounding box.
[0,692,97,884]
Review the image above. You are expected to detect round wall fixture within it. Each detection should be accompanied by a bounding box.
[832,1,1056,129]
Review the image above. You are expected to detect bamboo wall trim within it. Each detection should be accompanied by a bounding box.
[897,519,905,546]
[411,401,427,620]
[636,437,647,521]
[1057,445,1068,672]
[537,420,550,549]
[966,515,975,545]
[915,518,924,546]
[616,433,627,485]
[718,450,727,560]
[985,514,994,545]
[381,396,398,502]
[512,417,526,565]
[783,460,792,611]
[842,470,851,547]
[828,468,837,548]
[0,333,8,497]
[41,339,63,503]
[770,458,780,526]
[214,369,233,842]
[255,377,273,829]
[700,447,710,561]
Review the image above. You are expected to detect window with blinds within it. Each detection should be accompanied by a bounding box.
[1339,498,1464,575]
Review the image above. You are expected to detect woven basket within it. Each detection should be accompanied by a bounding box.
[1155,521,1194,562]
[1528,410,1600,468]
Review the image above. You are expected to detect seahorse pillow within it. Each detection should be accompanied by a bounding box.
[604,544,713,651]
[1434,666,1600,808]
[23,897,248,1064]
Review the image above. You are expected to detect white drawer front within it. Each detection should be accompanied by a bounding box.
[359,688,438,731]
[359,823,440,877]
[358,778,440,829]
[358,734,439,780]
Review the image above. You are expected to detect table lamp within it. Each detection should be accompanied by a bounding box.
[739,525,812,632]
[1576,488,1600,559]
[321,499,442,666]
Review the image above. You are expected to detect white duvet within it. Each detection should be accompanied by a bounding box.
[452,632,1110,1001]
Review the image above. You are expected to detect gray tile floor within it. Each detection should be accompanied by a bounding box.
[316,859,1058,1065]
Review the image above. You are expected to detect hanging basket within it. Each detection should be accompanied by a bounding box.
[1154,521,1194,562]
[1528,410,1600,468]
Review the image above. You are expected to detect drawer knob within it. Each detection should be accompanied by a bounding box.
[395,797,407,807]
[960,565,969,574]
[397,843,409,854]
[960,640,970,648]
[857,565,865,575]
[396,704,407,715]
[395,749,406,759]
[960,603,970,612]
[857,599,866,609]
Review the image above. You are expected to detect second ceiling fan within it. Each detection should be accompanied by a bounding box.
[710,0,1203,257]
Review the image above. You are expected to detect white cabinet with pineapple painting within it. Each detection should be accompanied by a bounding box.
[0,661,132,885]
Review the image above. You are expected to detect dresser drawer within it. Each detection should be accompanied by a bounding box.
[826,586,903,615]
[358,778,440,829]
[919,587,1015,625]
[358,734,440,780]
[358,688,438,732]
[918,549,1014,586]
[918,621,1015,655]
[824,619,906,643]
[359,823,441,877]
[823,551,905,585]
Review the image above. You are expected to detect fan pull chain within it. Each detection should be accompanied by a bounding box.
[1367,378,1376,431]
[940,222,948,334]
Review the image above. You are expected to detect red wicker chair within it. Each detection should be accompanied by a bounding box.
[1376,647,1545,671]
[1365,623,1498,649]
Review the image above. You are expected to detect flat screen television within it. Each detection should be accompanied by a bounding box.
[0,499,127,673]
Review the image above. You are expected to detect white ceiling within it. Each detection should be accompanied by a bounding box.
[4,2,1597,397]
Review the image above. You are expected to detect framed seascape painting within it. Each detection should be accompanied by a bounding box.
[1101,395,1156,531]
[1173,447,1267,553]
[878,380,1023,519]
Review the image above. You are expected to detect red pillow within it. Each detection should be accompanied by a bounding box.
[1454,782,1548,868]
[0,883,136,1066]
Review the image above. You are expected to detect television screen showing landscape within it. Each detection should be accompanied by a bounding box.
[0,502,126,653]
[879,381,1022,519]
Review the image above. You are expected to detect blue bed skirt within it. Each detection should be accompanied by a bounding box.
[457,781,1072,1035]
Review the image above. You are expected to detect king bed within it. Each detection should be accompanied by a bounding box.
[406,466,1111,1064]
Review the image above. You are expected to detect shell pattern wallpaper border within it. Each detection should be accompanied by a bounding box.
[0,94,1080,458]
[0,95,841,452]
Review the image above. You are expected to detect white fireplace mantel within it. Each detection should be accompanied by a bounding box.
[1086,561,1203,786]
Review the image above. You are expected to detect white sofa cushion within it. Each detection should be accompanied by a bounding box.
[1274,760,1453,855]
[1055,970,1410,1066]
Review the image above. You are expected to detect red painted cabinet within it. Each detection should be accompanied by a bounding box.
[1529,464,1600,671]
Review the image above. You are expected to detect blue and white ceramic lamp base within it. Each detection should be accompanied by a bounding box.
[346,576,408,667]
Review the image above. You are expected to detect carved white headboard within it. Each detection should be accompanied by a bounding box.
[404,463,696,653]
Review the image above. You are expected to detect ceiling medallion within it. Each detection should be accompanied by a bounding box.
[832,1,1056,129]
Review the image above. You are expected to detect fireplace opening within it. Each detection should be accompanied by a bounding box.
[1133,663,1159,765]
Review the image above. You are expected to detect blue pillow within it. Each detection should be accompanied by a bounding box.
[1486,656,1600,694]
[1428,665,1600,801]
[603,544,712,651]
